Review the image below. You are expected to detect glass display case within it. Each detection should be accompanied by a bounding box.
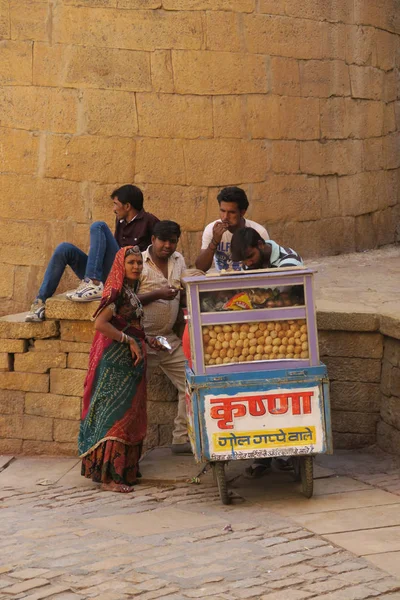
[183,267,319,375]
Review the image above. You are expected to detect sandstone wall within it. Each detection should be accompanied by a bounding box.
[1,299,400,456]
[0,0,399,316]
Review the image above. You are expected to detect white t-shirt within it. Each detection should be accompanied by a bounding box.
[201,219,269,271]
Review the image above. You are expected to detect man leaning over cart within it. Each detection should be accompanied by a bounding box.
[195,186,269,272]
[231,227,304,478]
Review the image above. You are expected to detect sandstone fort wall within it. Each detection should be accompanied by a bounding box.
[0,0,399,315]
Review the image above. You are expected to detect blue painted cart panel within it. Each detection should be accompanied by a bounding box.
[186,363,332,463]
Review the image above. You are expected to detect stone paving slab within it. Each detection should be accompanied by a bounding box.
[0,457,79,490]
[366,552,400,578]
[325,526,400,556]
[292,503,400,534]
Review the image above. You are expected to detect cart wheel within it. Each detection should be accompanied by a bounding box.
[292,457,301,482]
[300,456,314,498]
[213,462,231,505]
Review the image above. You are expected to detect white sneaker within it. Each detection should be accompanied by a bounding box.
[69,278,103,302]
[25,299,45,322]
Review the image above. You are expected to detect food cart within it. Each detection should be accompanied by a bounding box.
[183,266,332,504]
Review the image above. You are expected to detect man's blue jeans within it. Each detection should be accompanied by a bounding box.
[37,222,119,302]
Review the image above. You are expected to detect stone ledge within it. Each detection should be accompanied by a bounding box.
[0,314,59,340]
[45,294,99,321]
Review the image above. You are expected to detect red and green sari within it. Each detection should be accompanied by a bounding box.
[79,247,147,486]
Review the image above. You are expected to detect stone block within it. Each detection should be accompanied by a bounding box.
[0,220,52,267]
[0,439,23,454]
[135,138,185,185]
[362,138,385,171]
[25,392,81,420]
[383,102,396,135]
[320,97,384,139]
[391,366,400,397]
[376,30,397,71]
[206,11,242,52]
[252,175,320,223]
[172,50,267,95]
[34,42,151,92]
[0,390,25,414]
[244,14,345,60]
[353,0,400,34]
[279,217,355,258]
[212,96,246,139]
[248,95,320,140]
[380,316,400,341]
[14,352,66,374]
[381,395,400,430]
[0,128,39,176]
[259,0,286,14]
[339,170,398,217]
[349,65,384,100]
[333,431,375,449]
[377,420,400,455]
[0,313,59,339]
[300,60,350,98]
[330,381,381,413]
[0,414,22,437]
[271,141,300,174]
[67,353,89,370]
[178,230,203,269]
[0,40,32,85]
[118,0,161,8]
[50,368,86,396]
[300,140,363,176]
[80,89,138,137]
[0,86,78,133]
[184,139,270,186]
[163,0,254,10]
[0,372,49,393]
[144,424,159,449]
[285,0,353,22]
[44,134,135,184]
[141,184,207,232]
[150,50,174,93]
[34,340,92,354]
[346,25,377,67]
[148,368,178,402]
[0,0,10,38]
[137,93,213,139]
[53,418,80,442]
[159,424,174,446]
[53,5,203,50]
[60,321,95,343]
[331,410,379,434]
[355,206,400,251]
[384,337,400,367]
[0,353,10,371]
[10,0,49,41]
[319,331,383,359]
[147,401,176,425]
[383,133,400,169]
[22,440,77,456]
[0,264,14,299]
[22,414,53,441]
[381,359,393,396]
[45,295,98,321]
[270,57,301,97]
[0,174,85,222]
[320,176,341,218]
[323,357,381,383]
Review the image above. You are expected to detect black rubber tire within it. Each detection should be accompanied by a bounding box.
[300,456,314,498]
[213,461,231,505]
[292,456,301,482]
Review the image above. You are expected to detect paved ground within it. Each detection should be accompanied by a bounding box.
[308,244,400,320]
[1,449,400,600]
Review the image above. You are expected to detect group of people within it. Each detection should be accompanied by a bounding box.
[26,185,303,493]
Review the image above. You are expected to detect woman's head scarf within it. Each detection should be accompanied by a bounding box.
[93,245,141,319]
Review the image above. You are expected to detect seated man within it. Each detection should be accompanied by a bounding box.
[195,186,269,272]
[138,220,190,454]
[25,185,159,322]
[231,227,304,478]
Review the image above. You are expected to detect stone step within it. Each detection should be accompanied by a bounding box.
[46,294,99,321]
[0,313,58,340]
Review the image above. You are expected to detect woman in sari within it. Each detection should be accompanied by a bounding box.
[78,245,162,493]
